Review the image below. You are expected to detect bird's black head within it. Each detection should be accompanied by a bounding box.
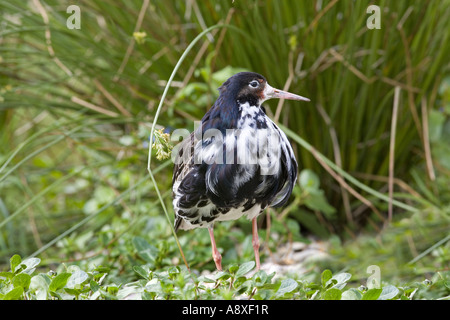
[203,72,309,130]
[218,71,310,107]
[218,72,267,106]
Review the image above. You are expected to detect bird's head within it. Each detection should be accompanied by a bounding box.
[218,72,310,107]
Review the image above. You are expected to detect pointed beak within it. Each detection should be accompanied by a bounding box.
[264,83,310,102]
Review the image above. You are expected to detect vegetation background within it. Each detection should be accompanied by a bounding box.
[0,0,449,300]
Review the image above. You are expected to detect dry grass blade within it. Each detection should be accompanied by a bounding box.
[421,97,436,181]
[388,87,401,225]
[31,0,72,76]
[94,79,132,117]
[71,96,119,118]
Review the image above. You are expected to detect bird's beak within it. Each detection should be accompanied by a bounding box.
[264,83,310,102]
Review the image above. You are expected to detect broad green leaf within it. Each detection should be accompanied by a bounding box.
[64,288,84,296]
[322,288,342,300]
[12,273,31,290]
[362,288,382,300]
[213,271,231,281]
[328,273,352,289]
[304,190,336,216]
[20,257,41,274]
[107,285,119,295]
[0,271,13,280]
[321,269,332,287]
[276,278,298,296]
[10,254,21,273]
[228,264,239,274]
[49,272,71,292]
[66,270,89,289]
[90,280,100,292]
[196,275,215,283]
[30,274,50,300]
[252,270,268,287]
[133,266,150,280]
[94,266,110,274]
[332,272,351,284]
[132,237,159,263]
[299,169,320,190]
[236,261,255,277]
[378,285,400,300]
[2,287,24,300]
[341,288,362,300]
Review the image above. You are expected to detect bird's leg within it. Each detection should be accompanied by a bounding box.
[208,225,222,271]
[252,217,261,270]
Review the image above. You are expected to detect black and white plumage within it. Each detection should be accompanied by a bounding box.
[172,72,309,270]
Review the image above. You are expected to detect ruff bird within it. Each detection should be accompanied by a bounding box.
[172,72,309,270]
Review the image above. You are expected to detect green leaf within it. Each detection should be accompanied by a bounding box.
[213,271,231,281]
[133,266,150,280]
[90,280,100,292]
[0,271,14,280]
[378,285,400,300]
[30,274,50,300]
[362,288,382,300]
[12,273,31,290]
[132,237,159,263]
[64,288,84,296]
[252,270,268,287]
[20,257,41,274]
[228,264,239,274]
[66,270,89,289]
[321,269,332,287]
[236,261,255,277]
[304,189,336,216]
[197,276,214,284]
[322,288,342,300]
[107,285,119,295]
[341,288,362,300]
[276,278,298,296]
[2,287,24,300]
[328,272,352,289]
[49,272,71,292]
[10,254,21,273]
[299,169,320,190]
[94,266,110,274]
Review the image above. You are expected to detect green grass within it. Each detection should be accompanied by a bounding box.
[0,0,449,300]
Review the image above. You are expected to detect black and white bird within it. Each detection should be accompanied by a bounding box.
[172,72,309,270]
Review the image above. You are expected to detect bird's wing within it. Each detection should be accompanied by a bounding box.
[172,131,213,230]
[172,131,195,186]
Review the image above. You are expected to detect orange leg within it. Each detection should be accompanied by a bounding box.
[208,226,222,271]
[252,217,261,270]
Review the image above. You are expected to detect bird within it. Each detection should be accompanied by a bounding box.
[172,72,309,271]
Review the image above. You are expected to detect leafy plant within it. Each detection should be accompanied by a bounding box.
[2,255,448,300]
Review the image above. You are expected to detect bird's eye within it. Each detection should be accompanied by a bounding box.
[249,80,259,88]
